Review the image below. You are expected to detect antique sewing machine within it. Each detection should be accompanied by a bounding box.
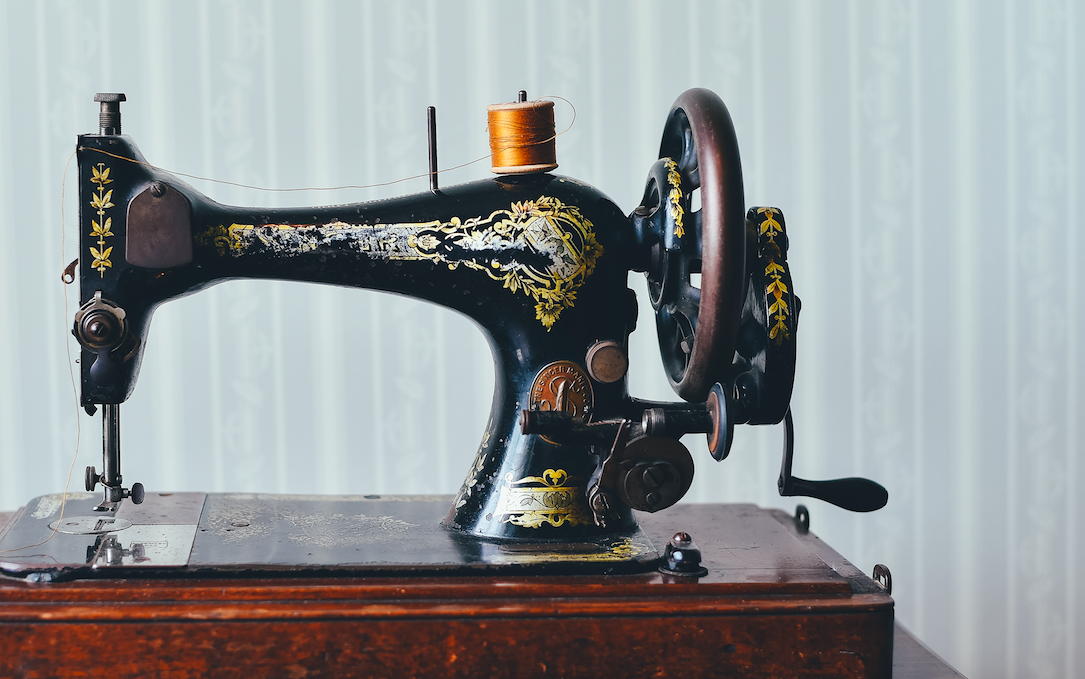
[0,89,898,678]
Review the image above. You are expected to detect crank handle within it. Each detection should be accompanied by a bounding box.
[778,475,888,513]
[777,408,888,513]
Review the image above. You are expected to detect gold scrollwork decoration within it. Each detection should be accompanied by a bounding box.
[494,468,593,528]
[663,158,685,238]
[407,197,603,330]
[195,196,604,330]
[194,224,241,256]
[757,207,791,343]
[88,163,114,276]
[495,536,655,564]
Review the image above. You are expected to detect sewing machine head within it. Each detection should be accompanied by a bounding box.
[70,88,886,544]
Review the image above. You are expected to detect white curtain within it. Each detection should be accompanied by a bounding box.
[0,2,1080,677]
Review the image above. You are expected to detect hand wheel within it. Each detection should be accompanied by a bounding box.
[637,88,747,401]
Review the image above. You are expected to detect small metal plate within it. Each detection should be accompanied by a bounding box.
[0,492,204,576]
[48,516,132,534]
[84,525,199,567]
[125,182,192,268]
[529,361,595,445]
[529,361,594,418]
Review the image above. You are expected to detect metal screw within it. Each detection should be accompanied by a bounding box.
[150,182,167,197]
[643,466,663,488]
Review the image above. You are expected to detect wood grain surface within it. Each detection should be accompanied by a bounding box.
[0,504,901,678]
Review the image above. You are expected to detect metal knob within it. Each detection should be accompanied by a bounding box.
[93,93,126,135]
[658,531,708,577]
[85,465,100,492]
[73,292,128,352]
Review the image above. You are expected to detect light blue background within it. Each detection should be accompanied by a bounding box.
[0,2,1081,677]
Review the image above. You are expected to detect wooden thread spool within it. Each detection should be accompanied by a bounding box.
[486,100,558,175]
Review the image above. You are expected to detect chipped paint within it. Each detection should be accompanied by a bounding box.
[31,493,93,519]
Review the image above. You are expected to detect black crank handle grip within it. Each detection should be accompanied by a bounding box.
[780,476,889,513]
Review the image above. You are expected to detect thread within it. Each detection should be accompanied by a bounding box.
[0,152,83,556]
[75,96,574,192]
[487,100,558,175]
[77,145,492,194]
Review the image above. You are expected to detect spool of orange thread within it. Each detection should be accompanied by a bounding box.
[486,98,558,175]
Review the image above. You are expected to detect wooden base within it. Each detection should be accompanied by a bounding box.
[0,503,896,678]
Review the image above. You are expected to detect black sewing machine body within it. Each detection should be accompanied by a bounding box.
[76,131,654,540]
[0,89,902,679]
[0,90,887,581]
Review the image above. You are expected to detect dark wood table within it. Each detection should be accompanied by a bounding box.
[0,502,962,678]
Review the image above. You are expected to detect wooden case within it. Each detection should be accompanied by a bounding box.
[0,503,893,678]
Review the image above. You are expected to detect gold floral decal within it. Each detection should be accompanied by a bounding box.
[409,197,603,330]
[494,468,593,529]
[663,158,685,238]
[194,224,241,256]
[757,207,790,343]
[197,196,604,331]
[88,163,114,276]
[495,536,654,564]
[453,424,494,510]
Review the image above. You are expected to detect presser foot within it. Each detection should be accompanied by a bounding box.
[86,465,145,512]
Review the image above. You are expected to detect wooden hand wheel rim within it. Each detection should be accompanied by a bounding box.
[653,88,746,401]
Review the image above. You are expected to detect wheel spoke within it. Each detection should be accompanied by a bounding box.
[672,286,700,325]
